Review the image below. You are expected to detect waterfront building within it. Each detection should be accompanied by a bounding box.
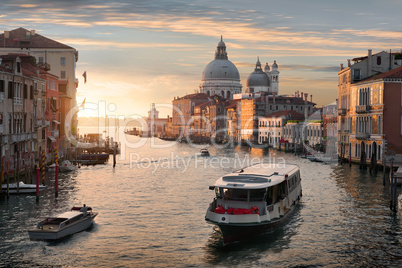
[258,110,304,149]
[239,92,315,145]
[0,54,46,174]
[172,93,209,137]
[191,96,228,142]
[338,49,401,163]
[143,103,169,137]
[348,65,402,166]
[0,28,79,157]
[322,101,338,156]
[41,68,60,161]
[199,37,242,99]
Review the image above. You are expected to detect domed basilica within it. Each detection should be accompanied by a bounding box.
[199,37,280,99]
[200,37,242,99]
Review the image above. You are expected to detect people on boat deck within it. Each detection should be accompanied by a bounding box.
[80,204,88,215]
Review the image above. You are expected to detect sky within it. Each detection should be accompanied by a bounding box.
[1,0,402,118]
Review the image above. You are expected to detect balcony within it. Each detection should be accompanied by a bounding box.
[11,133,33,142]
[338,108,347,116]
[356,132,370,140]
[37,62,51,71]
[356,105,370,114]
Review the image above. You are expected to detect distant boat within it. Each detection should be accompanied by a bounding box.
[205,163,302,245]
[1,181,46,194]
[59,160,78,172]
[200,148,210,156]
[28,205,98,241]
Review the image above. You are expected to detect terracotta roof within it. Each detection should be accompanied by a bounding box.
[358,66,402,83]
[263,110,304,119]
[0,27,74,49]
[174,93,209,101]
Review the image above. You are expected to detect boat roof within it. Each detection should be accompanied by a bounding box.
[56,211,82,219]
[213,163,299,189]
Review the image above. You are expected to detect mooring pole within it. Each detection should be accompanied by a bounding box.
[389,158,395,211]
[55,149,58,198]
[36,165,39,203]
[113,143,116,168]
[6,162,9,200]
[42,150,45,185]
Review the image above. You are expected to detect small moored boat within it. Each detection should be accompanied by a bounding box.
[200,148,210,156]
[28,205,98,240]
[205,163,302,245]
[59,160,78,172]
[1,181,46,194]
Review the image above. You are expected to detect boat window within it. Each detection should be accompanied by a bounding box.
[276,181,287,202]
[215,187,222,199]
[249,188,266,201]
[266,187,273,205]
[223,188,248,201]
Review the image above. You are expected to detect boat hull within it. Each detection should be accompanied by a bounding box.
[2,183,46,194]
[28,212,98,240]
[207,203,298,245]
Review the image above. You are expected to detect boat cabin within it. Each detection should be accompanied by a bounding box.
[210,164,301,216]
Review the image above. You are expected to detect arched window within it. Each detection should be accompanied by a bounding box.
[377,56,381,65]
[206,91,210,96]
[226,91,230,99]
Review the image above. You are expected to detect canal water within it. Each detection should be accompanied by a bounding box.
[1,137,401,267]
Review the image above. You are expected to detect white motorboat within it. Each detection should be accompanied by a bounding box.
[28,205,98,240]
[200,148,210,156]
[59,160,77,172]
[205,163,302,245]
[390,167,402,186]
[1,181,46,194]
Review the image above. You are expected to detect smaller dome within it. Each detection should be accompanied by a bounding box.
[246,58,270,89]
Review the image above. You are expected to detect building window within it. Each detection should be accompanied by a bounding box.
[60,57,66,66]
[50,80,56,91]
[377,56,381,65]
[61,71,66,79]
[38,57,44,64]
[354,69,361,80]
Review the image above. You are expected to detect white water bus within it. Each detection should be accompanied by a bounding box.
[205,163,302,245]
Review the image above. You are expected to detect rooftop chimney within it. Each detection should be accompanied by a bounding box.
[340,63,344,70]
[30,30,35,36]
[368,49,372,77]
[310,94,312,103]
[347,59,351,67]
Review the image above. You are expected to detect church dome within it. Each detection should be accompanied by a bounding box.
[201,36,240,81]
[246,58,270,88]
[202,59,240,81]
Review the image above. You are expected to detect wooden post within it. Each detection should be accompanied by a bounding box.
[389,158,395,211]
[382,158,386,186]
[36,165,39,202]
[113,143,116,168]
[16,148,19,193]
[6,162,9,200]
[42,150,45,185]
[55,148,58,198]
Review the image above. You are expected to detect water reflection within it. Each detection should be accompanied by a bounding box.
[203,205,302,266]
